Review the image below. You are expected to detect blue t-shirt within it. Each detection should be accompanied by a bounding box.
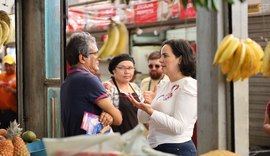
[60,67,108,136]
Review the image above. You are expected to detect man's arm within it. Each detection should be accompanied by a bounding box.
[96,97,122,126]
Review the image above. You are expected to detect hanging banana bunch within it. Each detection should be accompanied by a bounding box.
[0,10,12,48]
[98,20,129,60]
[98,21,120,60]
[213,34,264,82]
[111,22,129,57]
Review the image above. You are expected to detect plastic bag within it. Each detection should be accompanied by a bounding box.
[43,124,173,156]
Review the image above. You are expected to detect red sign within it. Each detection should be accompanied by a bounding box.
[97,6,116,18]
[171,3,180,17]
[134,1,158,24]
[179,0,196,19]
[67,9,85,32]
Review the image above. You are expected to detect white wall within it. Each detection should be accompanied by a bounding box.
[0,0,14,14]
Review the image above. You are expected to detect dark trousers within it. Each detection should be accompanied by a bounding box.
[154,140,198,156]
[0,110,17,128]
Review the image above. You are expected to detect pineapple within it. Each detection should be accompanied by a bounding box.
[0,135,14,156]
[6,120,30,156]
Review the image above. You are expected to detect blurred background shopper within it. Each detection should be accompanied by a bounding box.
[0,55,17,128]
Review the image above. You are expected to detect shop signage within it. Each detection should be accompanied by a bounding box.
[67,0,196,32]
[179,0,196,19]
[134,1,158,24]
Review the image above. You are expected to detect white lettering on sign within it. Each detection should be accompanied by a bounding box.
[136,9,154,15]
[136,3,154,10]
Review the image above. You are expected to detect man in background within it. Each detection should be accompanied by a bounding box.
[140,51,169,92]
[0,55,17,128]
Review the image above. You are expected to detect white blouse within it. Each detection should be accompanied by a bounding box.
[137,77,197,148]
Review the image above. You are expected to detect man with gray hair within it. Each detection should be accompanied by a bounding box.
[61,32,122,136]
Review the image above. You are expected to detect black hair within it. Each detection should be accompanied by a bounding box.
[66,32,96,66]
[161,39,196,79]
[108,54,135,74]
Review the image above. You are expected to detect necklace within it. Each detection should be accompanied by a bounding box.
[148,75,165,91]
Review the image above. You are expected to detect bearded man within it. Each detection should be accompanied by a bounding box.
[140,51,169,92]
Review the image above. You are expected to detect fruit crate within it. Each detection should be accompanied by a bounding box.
[26,140,47,156]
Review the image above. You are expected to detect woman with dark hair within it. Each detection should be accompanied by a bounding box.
[103,54,144,134]
[128,39,197,156]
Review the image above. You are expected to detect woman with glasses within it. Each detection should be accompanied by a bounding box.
[128,39,197,156]
[103,54,144,134]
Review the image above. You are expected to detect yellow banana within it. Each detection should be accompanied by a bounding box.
[98,22,120,59]
[4,23,15,45]
[244,38,262,76]
[262,42,270,77]
[231,70,242,82]
[226,40,246,81]
[246,38,264,60]
[97,34,109,58]
[220,58,232,74]
[0,21,10,47]
[0,10,10,26]
[240,42,253,80]
[0,24,2,46]
[213,34,234,64]
[111,22,129,57]
[218,37,240,63]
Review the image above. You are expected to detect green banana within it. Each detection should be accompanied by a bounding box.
[198,0,206,6]
[226,0,235,4]
[206,0,213,11]
[191,0,199,10]
[212,0,219,11]
[182,0,189,9]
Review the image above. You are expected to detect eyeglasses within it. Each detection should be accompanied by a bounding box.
[116,66,135,71]
[89,51,99,55]
[148,64,161,69]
